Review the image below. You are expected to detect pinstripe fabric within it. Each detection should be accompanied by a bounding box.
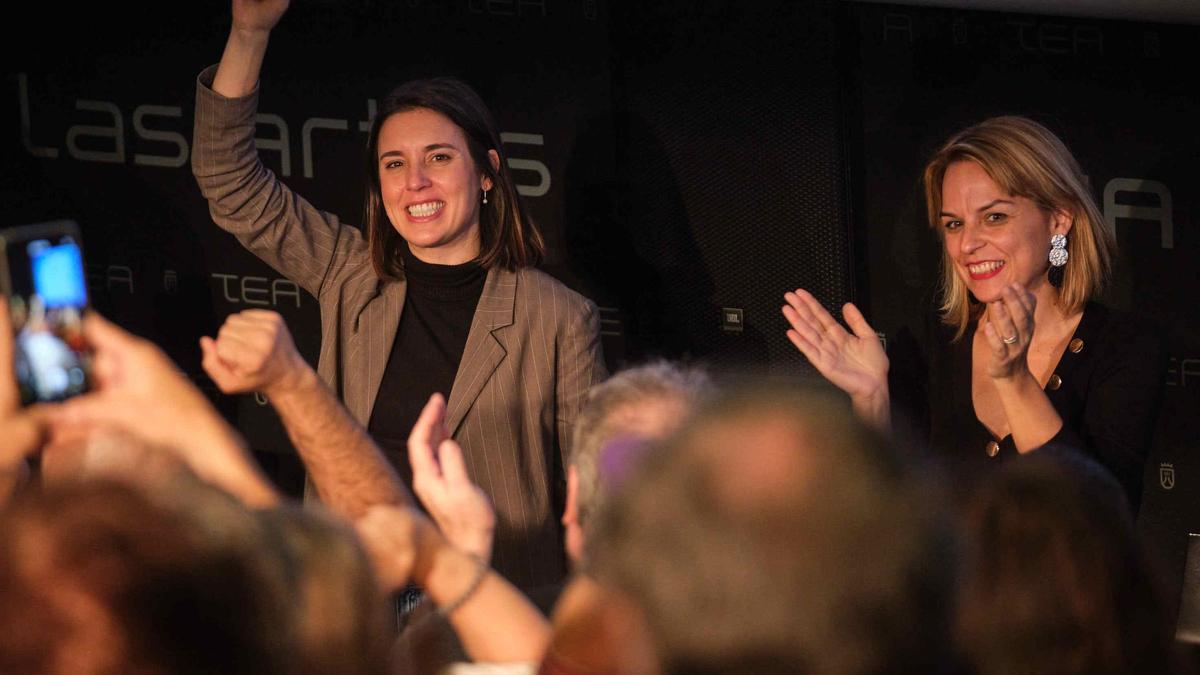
[193,67,606,591]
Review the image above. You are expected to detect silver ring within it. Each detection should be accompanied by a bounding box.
[1002,334,1018,345]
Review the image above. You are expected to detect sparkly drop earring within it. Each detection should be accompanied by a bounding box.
[482,187,489,205]
[1048,233,1068,288]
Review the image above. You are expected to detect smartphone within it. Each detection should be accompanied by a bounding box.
[0,220,92,404]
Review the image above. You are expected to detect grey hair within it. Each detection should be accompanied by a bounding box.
[569,360,713,531]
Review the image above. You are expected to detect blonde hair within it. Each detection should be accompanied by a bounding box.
[922,116,1115,340]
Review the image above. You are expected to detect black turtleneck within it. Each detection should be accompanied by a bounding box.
[367,245,486,488]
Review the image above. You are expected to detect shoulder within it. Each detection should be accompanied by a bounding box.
[511,267,598,318]
[511,267,582,297]
[1077,302,1166,377]
[1080,302,1163,352]
[500,268,600,344]
[322,258,386,307]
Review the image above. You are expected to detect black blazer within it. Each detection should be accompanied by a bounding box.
[888,302,1166,510]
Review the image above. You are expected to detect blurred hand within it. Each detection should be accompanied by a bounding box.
[782,289,889,400]
[201,310,308,397]
[230,0,290,34]
[355,504,440,593]
[982,283,1037,381]
[52,313,214,449]
[51,313,277,506]
[0,298,45,480]
[408,394,496,562]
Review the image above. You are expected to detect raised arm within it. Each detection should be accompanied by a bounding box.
[201,310,410,519]
[212,0,290,98]
[782,289,891,431]
[194,0,368,298]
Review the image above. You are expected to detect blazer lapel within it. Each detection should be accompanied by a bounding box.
[445,268,516,436]
[356,278,407,424]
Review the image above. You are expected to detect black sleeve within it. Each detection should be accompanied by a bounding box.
[1070,319,1167,511]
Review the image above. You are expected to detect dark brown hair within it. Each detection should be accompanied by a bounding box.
[256,505,390,675]
[954,451,1177,675]
[0,481,289,675]
[363,77,545,279]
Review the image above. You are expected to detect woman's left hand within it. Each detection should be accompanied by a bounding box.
[982,283,1037,381]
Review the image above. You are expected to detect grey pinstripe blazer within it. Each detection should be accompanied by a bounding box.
[193,67,606,591]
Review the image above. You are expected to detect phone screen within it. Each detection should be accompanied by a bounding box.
[3,223,92,404]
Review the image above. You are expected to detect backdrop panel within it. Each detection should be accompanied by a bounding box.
[589,0,853,376]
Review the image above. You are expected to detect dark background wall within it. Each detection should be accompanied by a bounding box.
[3,0,1197,620]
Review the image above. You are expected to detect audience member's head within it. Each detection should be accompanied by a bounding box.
[36,426,188,493]
[257,504,392,675]
[564,360,711,564]
[589,383,956,674]
[954,448,1178,675]
[0,480,289,675]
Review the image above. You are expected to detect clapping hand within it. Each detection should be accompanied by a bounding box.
[408,394,496,563]
[981,283,1037,381]
[782,289,889,399]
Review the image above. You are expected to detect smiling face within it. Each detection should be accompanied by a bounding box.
[938,160,1071,304]
[376,108,492,265]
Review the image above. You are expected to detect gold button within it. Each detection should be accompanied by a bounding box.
[986,441,1000,457]
[1069,338,1084,353]
[1048,374,1062,391]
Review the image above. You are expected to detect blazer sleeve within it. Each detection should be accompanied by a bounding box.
[1055,319,1166,508]
[191,65,369,298]
[555,293,607,465]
